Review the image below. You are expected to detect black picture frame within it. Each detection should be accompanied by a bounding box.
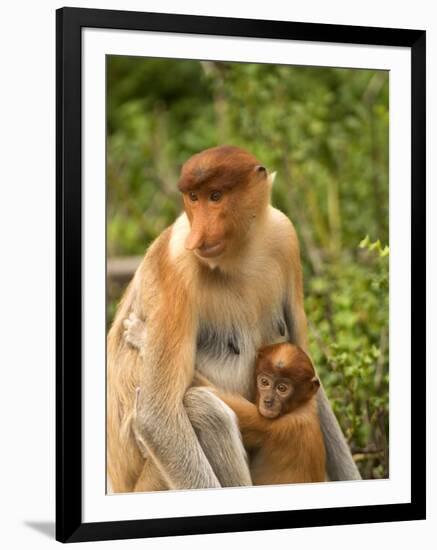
[56,6,426,543]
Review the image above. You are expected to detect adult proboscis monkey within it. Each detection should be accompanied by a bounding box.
[107,145,361,492]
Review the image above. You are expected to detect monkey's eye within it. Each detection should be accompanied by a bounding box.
[260,378,269,387]
[188,192,198,202]
[209,191,222,202]
[277,383,288,393]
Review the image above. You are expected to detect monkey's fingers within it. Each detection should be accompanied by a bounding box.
[122,311,139,329]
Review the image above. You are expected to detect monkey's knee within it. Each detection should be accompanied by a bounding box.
[184,387,238,435]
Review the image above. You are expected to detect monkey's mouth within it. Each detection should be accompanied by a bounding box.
[196,241,225,258]
[259,406,281,419]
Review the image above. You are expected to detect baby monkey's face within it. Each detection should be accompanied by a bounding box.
[256,371,294,419]
[255,343,320,419]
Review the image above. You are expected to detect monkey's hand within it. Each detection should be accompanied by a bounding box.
[213,392,266,450]
[123,312,147,351]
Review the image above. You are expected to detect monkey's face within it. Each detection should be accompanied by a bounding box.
[182,188,232,259]
[256,372,294,419]
[255,343,321,418]
[178,146,271,262]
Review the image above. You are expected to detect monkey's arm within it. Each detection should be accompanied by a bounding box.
[283,226,361,481]
[216,393,269,450]
[315,386,361,480]
[191,371,215,388]
[124,314,214,390]
[129,281,225,490]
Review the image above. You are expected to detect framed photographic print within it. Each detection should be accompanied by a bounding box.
[56,6,426,543]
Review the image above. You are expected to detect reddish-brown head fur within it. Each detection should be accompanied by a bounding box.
[177,146,269,260]
[255,342,320,418]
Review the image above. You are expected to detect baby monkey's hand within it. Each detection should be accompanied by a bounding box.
[123,312,147,351]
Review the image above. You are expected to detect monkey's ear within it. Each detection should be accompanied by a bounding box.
[255,164,267,175]
[267,171,277,187]
[311,376,320,391]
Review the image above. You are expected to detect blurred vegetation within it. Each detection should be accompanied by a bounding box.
[107,56,389,479]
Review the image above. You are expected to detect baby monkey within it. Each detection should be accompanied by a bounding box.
[124,314,325,487]
[217,342,326,485]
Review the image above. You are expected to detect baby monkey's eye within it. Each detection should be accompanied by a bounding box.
[210,191,222,202]
[189,192,198,202]
[260,378,269,387]
[277,383,288,393]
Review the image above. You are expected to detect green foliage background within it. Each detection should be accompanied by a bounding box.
[107,56,389,480]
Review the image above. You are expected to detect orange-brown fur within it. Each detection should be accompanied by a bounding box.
[218,343,326,485]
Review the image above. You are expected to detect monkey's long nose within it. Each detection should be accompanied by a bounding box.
[185,227,205,251]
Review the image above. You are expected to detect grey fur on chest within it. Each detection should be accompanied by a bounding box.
[196,308,289,360]
[195,307,290,399]
[196,324,243,359]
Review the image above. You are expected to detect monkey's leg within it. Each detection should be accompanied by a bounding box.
[317,385,362,481]
[184,387,253,488]
[130,389,170,492]
[107,385,145,493]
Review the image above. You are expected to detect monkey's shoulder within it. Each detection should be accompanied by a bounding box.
[142,226,173,264]
[267,207,298,242]
[139,225,189,285]
[135,226,193,308]
[263,207,300,267]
